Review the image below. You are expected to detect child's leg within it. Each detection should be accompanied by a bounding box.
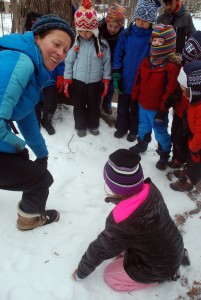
[104,257,158,292]
[87,81,101,129]
[115,93,131,134]
[102,81,114,113]
[72,80,87,130]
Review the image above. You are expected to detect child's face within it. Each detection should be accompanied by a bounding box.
[78,30,93,40]
[135,18,151,29]
[107,22,121,35]
[152,37,165,46]
[163,0,179,14]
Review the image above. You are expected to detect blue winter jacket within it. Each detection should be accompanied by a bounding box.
[0,32,51,158]
[113,24,152,94]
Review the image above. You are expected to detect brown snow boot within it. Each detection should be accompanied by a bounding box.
[173,165,187,179]
[17,202,60,231]
[170,177,193,192]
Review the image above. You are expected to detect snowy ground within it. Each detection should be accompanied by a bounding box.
[0,104,201,300]
[0,13,201,300]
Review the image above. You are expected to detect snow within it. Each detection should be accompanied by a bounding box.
[0,14,201,300]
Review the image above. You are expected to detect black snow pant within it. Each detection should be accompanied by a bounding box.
[72,79,102,130]
[115,93,138,135]
[0,152,53,214]
[187,151,201,186]
[171,114,188,163]
[35,85,58,120]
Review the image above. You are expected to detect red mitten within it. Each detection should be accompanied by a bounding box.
[56,76,64,93]
[64,79,73,97]
[191,151,200,163]
[101,79,110,97]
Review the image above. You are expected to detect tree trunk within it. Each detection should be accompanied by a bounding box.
[10,0,18,33]
[17,0,73,33]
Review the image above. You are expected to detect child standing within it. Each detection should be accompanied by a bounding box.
[170,31,201,191]
[130,24,180,170]
[98,3,125,115]
[72,149,184,291]
[64,0,111,137]
[112,0,161,142]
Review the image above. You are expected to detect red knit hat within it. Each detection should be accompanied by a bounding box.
[74,0,98,37]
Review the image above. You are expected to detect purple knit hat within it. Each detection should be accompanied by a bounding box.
[104,149,144,197]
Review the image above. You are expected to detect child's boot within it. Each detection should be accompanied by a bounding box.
[17,202,60,231]
[170,176,193,192]
[129,138,148,154]
[41,112,55,135]
[156,150,170,170]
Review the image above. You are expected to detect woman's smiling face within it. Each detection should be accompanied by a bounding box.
[35,29,72,71]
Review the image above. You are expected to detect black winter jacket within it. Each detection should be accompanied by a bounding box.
[77,179,184,283]
[157,4,195,53]
[98,19,124,61]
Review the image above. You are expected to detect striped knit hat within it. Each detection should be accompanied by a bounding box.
[150,24,176,65]
[105,3,126,27]
[104,149,144,197]
[184,61,201,104]
[133,0,161,24]
[182,31,201,63]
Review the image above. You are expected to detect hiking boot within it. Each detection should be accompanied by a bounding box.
[127,133,137,142]
[77,129,86,137]
[170,177,193,192]
[173,169,187,179]
[114,130,126,138]
[156,159,168,170]
[41,120,55,135]
[89,128,100,136]
[17,203,60,231]
[168,159,183,169]
[129,139,148,154]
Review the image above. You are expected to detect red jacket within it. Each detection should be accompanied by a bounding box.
[131,58,180,112]
[188,101,201,153]
[175,94,189,118]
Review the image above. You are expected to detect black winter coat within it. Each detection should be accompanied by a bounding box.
[77,178,184,283]
[157,4,195,53]
[98,19,124,61]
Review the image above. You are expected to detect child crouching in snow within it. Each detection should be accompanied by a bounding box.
[72,149,185,291]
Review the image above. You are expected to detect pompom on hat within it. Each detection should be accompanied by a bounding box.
[104,149,144,197]
[74,0,103,57]
[105,3,126,27]
[182,31,201,63]
[133,0,161,24]
[31,14,75,47]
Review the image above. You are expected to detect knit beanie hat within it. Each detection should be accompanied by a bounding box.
[150,24,176,65]
[105,3,126,27]
[74,0,98,36]
[74,0,103,57]
[184,61,201,104]
[133,0,161,24]
[182,31,201,63]
[32,14,75,47]
[104,149,144,197]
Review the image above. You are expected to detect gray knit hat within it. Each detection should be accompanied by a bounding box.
[32,14,75,47]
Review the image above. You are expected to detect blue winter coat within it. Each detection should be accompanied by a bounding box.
[0,32,51,158]
[48,61,64,85]
[113,24,152,94]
